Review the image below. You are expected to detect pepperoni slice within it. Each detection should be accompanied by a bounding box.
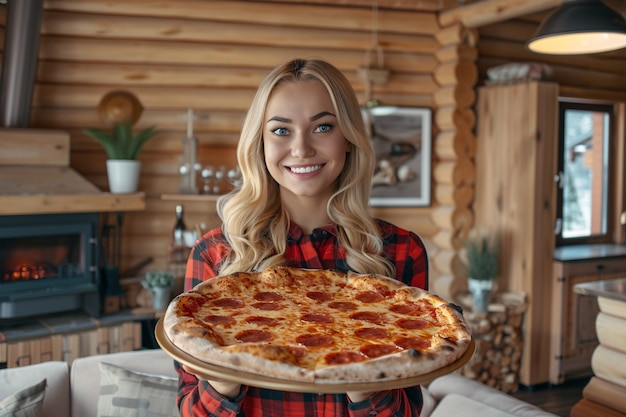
[355,327,390,339]
[245,316,278,326]
[395,336,431,350]
[203,315,235,325]
[235,329,273,343]
[396,318,429,329]
[254,291,284,301]
[355,291,385,303]
[296,333,334,347]
[300,313,333,323]
[350,311,383,324]
[361,344,399,358]
[328,301,357,310]
[389,303,419,315]
[211,298,244,308]
[306,291,332,301]
[325,351,365,365]
[251,302,283,311]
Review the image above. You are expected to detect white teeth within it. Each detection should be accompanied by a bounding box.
[290,165,322,174]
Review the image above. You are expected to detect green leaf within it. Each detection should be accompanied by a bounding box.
[82,121,158,160]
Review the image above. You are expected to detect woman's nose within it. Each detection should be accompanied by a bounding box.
[291,132,315,157]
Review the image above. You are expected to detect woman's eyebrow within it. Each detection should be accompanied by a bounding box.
[310,111,335,121]
[266,116,291,123]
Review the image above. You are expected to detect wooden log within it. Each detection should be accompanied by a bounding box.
[431,250,466,277]
[433,161,456,185]
[33,84,436,114]
[0,128,70,167]
[41,10,435,54]
[435,106,476,131]
[433,85,476,108]
[434,130,476,159]
[454,184,475,208]
[431,205,473,234]
[38,60,437,93]
[434,183,455,205]
[439,0,561,28]
[435,24,478,47]
[44,0,440,35]
[38,36,438,71]
[432,230,462,251]
[434,60,478,88]
[431,183,474,212]
[436,43,478,64]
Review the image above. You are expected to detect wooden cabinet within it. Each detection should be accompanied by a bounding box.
[550,254,626,384]
[474,81,559,386]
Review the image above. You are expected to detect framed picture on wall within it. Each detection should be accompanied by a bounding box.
[362,106,432,207]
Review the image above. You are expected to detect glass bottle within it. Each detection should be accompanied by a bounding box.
[173,204,186,247]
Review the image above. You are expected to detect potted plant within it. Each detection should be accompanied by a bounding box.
[83,90,158,194]
[463,230,499,312]
[141,270,176,310]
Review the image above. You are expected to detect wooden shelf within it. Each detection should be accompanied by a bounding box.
[161,193,222,202]
[0,191,146,215]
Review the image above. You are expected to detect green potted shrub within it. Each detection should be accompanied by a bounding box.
[141,270,176,310]
[83,90,158,193]
[463,230,499,312]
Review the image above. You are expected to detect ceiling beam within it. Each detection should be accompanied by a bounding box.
[439,0,563,28]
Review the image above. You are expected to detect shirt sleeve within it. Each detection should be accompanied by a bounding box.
[184,228,230,291]
[347,387,424,417]
[176,360,249,417]
[378,220,429,291]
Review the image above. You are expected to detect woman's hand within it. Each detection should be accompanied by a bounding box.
[182,364,241,400]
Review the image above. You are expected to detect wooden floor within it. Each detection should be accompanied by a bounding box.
[511,377,590,417]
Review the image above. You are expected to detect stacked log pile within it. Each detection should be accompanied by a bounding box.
[458,291,527,393]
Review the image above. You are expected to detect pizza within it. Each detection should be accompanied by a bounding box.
[162,266,471,384]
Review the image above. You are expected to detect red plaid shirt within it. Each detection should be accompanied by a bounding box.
[176,219,428,417]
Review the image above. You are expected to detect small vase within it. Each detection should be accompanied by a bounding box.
[106,159,141,193]
[468,278,494,313]
[150,286,172,310]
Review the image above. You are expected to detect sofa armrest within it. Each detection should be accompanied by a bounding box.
[70,349,177,417]
[0,361,70,417]
[427,374,558,417]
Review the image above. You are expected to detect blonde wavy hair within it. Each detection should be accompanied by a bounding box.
[216,58,395,277]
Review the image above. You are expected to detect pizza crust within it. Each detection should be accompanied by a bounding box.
[163,266,471,384]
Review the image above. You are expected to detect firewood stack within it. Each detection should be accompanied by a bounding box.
[457,291,528,393]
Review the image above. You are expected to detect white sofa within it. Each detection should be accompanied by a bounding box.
[0,349,558,417]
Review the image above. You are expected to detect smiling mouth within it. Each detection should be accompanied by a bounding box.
[289,164,323,174]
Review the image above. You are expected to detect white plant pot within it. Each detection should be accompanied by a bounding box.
[106,159,141,194]
[468,277,494,313]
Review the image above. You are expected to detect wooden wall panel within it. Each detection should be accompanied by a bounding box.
[27,0,441,278]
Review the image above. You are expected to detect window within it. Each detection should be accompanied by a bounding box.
[555,101,615,245]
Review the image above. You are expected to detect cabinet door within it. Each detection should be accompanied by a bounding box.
[550,259,626,383]
[474,81,559,386]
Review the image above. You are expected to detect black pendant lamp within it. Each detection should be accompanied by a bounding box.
[527,0,626,54]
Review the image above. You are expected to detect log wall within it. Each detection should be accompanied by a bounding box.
[25,0,450,290]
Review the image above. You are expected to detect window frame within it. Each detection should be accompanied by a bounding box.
[555,99,617,247]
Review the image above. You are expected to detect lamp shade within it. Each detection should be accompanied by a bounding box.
[527,0,626,54]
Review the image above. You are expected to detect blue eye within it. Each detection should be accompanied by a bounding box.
[315,123,333,133]
[272,127,289,136]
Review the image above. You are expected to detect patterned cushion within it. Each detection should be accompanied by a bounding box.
[0,379,46,417]
[97,362,179,417]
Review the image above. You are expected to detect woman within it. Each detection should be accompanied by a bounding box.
[176,58,428,417]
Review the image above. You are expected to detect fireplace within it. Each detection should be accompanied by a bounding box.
[0,212,100,319]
